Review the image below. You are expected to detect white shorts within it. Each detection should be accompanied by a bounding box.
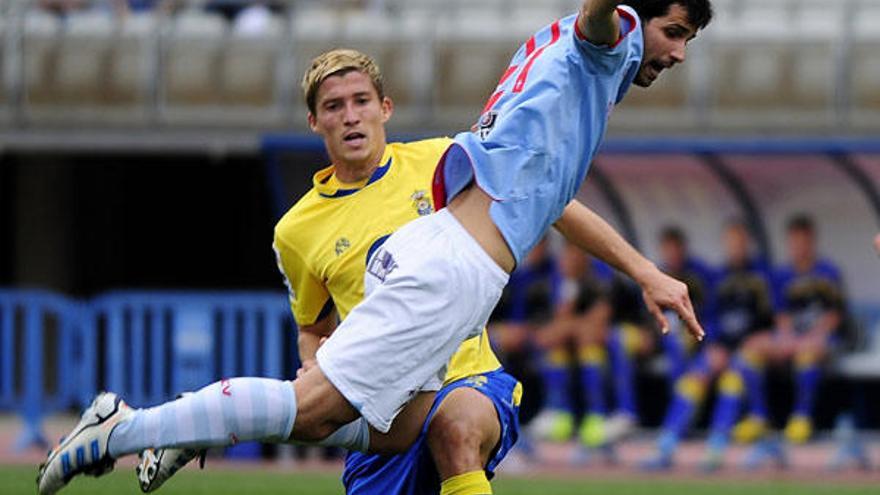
[316,208,509,433]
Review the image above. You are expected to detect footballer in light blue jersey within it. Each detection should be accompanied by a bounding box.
[437,8,643,266]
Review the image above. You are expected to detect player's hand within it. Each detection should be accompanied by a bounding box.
[297,359,317,378]
[639,268,704,341]
[773,330,797,357]
[295,338,328,378]
[873,233,880,256]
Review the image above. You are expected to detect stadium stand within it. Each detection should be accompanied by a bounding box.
[0,0,876,131]
[165,10,227,105]
[55,11,116,103]
[852,5,880,120]
[21,8,60,106]
[222,9,283,105]
[110,12,159,108]
[0,13,6,110]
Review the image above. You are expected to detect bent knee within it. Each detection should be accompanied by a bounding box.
[429,413,484,451]
[291,371,357,442]
[292,414,341,443]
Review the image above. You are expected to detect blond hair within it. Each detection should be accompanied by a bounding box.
[302,49,385,114]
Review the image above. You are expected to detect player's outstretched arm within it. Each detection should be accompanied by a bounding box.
[578,0,623,46]
[553,199,705,341]
[874,233,880,256]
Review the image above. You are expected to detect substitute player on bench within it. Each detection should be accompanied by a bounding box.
[733,215,847,447]
[641,219,774,471]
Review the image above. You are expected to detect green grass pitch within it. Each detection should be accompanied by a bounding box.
[8,466,877,495]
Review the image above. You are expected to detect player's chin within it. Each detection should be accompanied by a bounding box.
[633,73,654,88]
[341,147,372,164]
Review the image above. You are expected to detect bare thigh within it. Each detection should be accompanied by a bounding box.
[428,387,501,480]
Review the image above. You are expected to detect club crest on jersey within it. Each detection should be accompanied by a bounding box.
[411,190,434,216]
[465,375,488,388]
[335,237,351,256]
[476,111,498,140]
[367,248,398,282]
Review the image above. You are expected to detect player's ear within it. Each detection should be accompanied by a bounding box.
[307,111,319,133]
[380,96,394,123]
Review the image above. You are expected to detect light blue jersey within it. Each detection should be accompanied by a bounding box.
[435,8,643,265]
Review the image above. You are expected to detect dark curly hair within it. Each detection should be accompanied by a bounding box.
[625,0,714,30]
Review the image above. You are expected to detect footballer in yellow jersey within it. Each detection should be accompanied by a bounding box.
[125,50,520,495]
[271,49,522,495]
[275,137,522,495]
[274,138,504,384]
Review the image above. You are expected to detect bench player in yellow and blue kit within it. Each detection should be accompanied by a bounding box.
[734,214,848,461]
[273,50,521,495]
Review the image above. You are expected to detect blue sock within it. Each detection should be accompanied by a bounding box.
[662,333,688,387]
[735,355,768,419]
[657,374,703,457]
[541,350,573,413]
[609,326,637,416]
[707,370,744,452]
[657,430,679,458]
[690,352,711,377]
[794,363,820,417]
[579,345,607,415]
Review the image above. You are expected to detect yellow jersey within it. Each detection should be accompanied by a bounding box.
[273,138,502,384]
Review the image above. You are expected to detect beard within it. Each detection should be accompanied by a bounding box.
[633,68,653,87]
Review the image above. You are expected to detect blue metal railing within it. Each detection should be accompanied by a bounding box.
[2,288,879,452]
[91,292,296,407]
[0,289,85,450]
[0,290,298,451]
